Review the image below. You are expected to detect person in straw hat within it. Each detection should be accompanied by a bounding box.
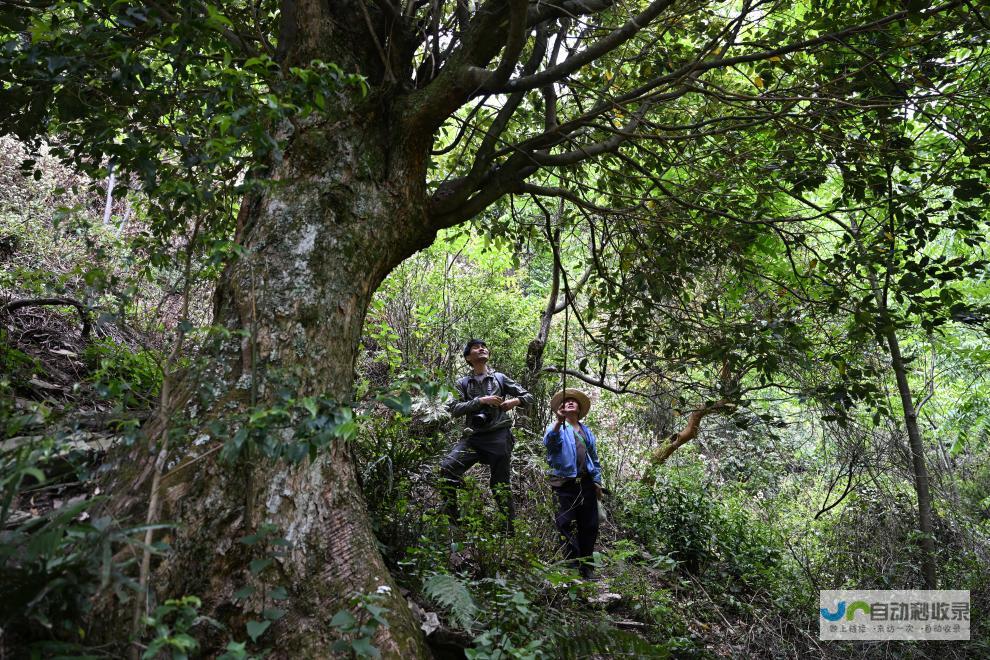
[543,388,604,578]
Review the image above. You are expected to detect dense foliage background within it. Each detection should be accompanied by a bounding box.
[2,0,989,657]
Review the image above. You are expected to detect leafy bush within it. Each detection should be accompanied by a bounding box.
[0,335,39,385]
[0,384,154,653]
[328,590,392,658]
[619,468,784,592]
[83,337,162,407]
[622,474,719,574]
[142,596,207,660]
[466,588,546,660]
[0,455,143,650]
[716,498,783,591]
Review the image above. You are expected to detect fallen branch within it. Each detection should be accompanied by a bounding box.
[2,297,91,339]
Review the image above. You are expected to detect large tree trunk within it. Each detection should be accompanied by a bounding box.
[151,123,431,656]
[104,39,439,654]
[121,3,443,655]
[97,0,512,653]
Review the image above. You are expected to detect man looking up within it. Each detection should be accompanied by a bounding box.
[442,339,533,532]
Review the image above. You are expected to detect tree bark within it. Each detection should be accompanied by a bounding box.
[100,7,442,646]
[642,399,728,484]
[143,110,434,654]
[881,326,938,588]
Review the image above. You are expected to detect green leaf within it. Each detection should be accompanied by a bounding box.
[171,633,198,651]
[233,585,256,599]
[378,392,412,414]
[218,640,248,660]
[351,637,380,658]
[423,574,477,631]
[205,4,234,28]
[22,467,46,484]
[330,609,357,630]
[249,558,272,575]
[263,607,287,621]
[238,532,261,546]
[245,619,271,642]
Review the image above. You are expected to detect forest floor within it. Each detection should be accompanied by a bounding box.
[1,301,145,528]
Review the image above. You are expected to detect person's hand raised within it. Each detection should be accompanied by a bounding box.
[478,395,504,407]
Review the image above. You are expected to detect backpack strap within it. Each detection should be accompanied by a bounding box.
[458,372,506,399]
[456,375,471,399]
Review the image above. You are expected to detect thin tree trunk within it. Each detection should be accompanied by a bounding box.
[851,211,938,589]
[103,164,115,225]
[524,211,592,391]
[881,326,938,588]
[524,230,561,389]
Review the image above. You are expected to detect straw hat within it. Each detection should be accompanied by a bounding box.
[550,388,591,419]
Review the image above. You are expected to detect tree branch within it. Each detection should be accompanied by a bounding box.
[481,0,676,94]
[643,399,733,480]
[543,366,650,398]
[485,0,529,88]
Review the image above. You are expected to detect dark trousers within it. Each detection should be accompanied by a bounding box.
[440,428,514,528]
[552,475,599,575]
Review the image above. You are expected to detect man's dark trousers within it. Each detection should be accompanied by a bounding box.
[440,427,514,529]
[552,474,599,576]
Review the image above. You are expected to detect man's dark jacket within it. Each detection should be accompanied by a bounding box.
[448,370,534,435]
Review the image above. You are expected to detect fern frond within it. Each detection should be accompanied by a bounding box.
[554,622,672,659]
[424,573,477,632]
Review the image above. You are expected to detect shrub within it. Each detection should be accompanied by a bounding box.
[0,335,39,385]
[621,473,719,574]
[83,337,162,408]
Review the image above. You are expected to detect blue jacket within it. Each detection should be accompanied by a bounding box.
[543,421,602,484]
